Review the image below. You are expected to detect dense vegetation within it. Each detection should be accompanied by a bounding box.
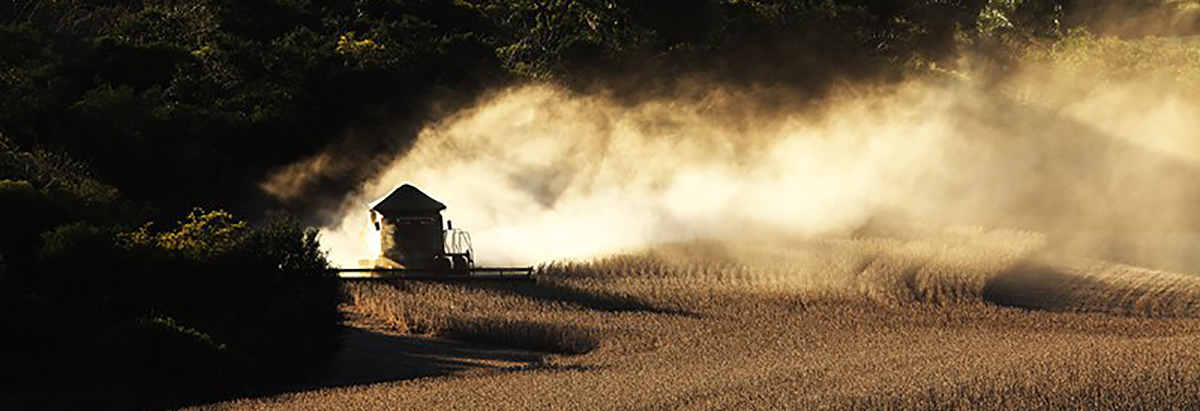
[1,138,340,410]
[1,0,1197,410]
[1,137,340,409]
[2,0,1124,217]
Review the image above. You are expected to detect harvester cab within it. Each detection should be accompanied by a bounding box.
[338,184,533,281]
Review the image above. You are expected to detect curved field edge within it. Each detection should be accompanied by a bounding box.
[346,225,1200,358]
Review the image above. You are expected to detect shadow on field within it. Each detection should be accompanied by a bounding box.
[295,325,544,390]
[982,260,1200,318]
[461,280,697,316]
[981,263,1099,312]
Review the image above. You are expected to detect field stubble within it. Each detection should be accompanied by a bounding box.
[201,223,1200,410]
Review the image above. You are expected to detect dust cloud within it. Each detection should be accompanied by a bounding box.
[318,39,1200,269]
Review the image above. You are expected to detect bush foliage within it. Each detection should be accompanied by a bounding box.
[2,206,341,410]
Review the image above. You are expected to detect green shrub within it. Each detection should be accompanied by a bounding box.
[115,315,232,382]
[1,209,342,410]
[35,222,139,315]
[114,210,343,378]
[0,180,67,273]
[123,208,248,259]
[0,137,122,212]
[212,212,343,376]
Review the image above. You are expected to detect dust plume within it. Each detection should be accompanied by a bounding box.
[318,36,1200,270]
[320,83,947,266]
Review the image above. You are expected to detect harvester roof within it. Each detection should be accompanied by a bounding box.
[371,184,446,214]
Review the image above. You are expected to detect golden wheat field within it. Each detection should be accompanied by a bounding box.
[190,223,1200,410]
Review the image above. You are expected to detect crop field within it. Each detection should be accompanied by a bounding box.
[193,223,1200,410]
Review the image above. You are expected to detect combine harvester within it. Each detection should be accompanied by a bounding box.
[335,184,535,282]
